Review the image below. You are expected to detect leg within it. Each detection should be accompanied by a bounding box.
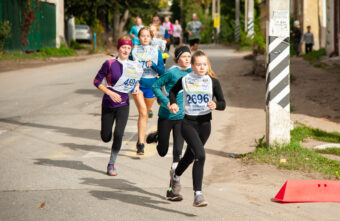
[172,120,184,163]
[101,107,115,143]
[157,118,172,157]
[132,91,147,144]
[145,97,155,120]
[109,105,129,165]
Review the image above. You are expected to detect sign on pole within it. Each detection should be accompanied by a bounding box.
[265,0,291,146]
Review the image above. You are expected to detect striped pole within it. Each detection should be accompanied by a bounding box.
[235,0,240,42]
[247,0,254,39]
[266,1,291,146]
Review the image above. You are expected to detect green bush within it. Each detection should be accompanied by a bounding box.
[0,21,11,52]
[70,40,86,50]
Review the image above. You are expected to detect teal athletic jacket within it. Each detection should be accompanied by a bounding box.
[152,66,192,120]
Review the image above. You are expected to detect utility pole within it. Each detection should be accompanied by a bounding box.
[265,0,291,146]
[212,0,220,43]
[235,0,240,42]
[247,0,254,39]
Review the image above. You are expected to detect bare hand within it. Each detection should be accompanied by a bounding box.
[109,91,122,103]
[147,60,152,67]
[188,31,192,37]
[207,101,216,110]
[169,103,179,114]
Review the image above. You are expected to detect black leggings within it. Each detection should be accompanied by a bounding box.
[101,105,129,152]
[157,118,184,162]
[175,118,211,191]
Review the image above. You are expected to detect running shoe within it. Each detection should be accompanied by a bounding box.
[193,194,208,207]
[148,110,153,118]
[166,188,183,201]
[146,131,158,144]
[170,169,181,195]
[136,143,145,155]
[107,164,117,176]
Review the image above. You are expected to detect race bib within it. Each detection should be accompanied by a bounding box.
[109,60,143,93]
[182,72,212,116]
[132,45,159,79]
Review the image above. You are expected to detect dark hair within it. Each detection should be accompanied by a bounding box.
[138,27,154,38]
[191,50,216,78]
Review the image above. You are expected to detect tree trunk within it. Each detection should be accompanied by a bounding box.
[113,10,120,43]
[119,9,129,36]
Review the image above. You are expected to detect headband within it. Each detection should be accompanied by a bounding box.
[175,46,191,62]
[117,39,132,50]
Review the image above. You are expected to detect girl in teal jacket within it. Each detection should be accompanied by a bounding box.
[148,45,191,201]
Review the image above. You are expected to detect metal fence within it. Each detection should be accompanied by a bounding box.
[0,0,56,51]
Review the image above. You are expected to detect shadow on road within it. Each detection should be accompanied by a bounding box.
[81,178,196,217]
[0,117,136,141]
[34,159,105,175]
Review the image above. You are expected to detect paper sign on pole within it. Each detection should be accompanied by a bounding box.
[269,10,289,38]
[214,13,220,28]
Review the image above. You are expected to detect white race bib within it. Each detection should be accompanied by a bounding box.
[151,38,166,52]
[132,45,159,78]
[109,59,143,93]
[182,72,212,116]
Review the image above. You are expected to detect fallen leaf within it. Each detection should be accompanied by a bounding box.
[40,202,45,209]
[280,158,287,163]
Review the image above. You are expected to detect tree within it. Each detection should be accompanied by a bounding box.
[65,0,161,44]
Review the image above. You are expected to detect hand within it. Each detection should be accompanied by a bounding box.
[169,103,179,114]
[108,91,122,103]
[207,101,216,110]
[166,102,170,109]
[132,86,140,95]
[188,31,192,37]
[147,60,152,67]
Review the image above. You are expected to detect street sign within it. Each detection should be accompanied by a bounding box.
[214,13,220,28]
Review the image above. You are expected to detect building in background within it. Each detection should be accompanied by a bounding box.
[0,0,64,51]
[326,0,339,56]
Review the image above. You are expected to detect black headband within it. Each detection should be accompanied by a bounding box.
[175,46,191,62]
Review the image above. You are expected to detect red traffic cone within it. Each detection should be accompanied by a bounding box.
[273,180,340,203]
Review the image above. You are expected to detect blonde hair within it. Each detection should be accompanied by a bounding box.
[191,50,217,78]
[138,26,154,38]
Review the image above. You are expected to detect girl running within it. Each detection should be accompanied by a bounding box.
[131,27,165,155]
[93,36,143,176]
[147,45,192,201]
[168,50,226,207]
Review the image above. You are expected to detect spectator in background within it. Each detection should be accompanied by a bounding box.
[186,13,204,52]
[129,17,144,46]
[302,25,314,54]
[291,20,302,57]
[162,16,174,52]
[173,19,182,47]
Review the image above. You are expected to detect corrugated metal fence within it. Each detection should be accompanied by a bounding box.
[0,0,56,51]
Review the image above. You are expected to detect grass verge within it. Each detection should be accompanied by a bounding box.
[0,44,76,60]
[244,124,340,179]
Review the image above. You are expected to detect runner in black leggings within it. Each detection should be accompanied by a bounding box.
[93,36,143,176]
[168,50,226,207]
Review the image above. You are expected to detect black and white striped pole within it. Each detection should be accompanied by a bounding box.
[235,0,240,42]
[265,0,291,146]
[247,0,254,39]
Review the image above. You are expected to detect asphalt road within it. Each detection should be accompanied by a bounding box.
[0,45,339,221]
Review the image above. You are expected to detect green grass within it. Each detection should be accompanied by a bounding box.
[245,124,340,179]
[0,44,76,60]
[303,48,326,63]
[315,148,340,156]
